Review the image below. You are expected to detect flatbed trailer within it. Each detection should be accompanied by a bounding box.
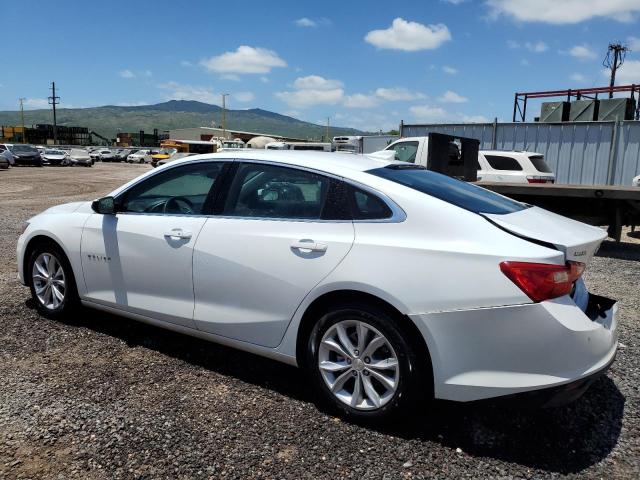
[476,182,640,241]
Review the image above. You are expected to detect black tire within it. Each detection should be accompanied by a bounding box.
[27,242,79,319]
[305,302,428,424]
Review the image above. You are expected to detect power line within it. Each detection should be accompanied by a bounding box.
[19,98,26,144]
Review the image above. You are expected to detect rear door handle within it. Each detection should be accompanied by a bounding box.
[291,240,328,252]
[164,228,192,240]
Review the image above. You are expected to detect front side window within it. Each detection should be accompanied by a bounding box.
[119,162,224,215]
[386,141,419,163]
[223,163,330,219]
[484,155,523,171]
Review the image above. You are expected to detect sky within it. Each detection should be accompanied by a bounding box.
[2,0,640,131]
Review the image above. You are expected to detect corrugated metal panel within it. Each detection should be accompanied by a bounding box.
[613,121,640,186]
[401,121,640,185]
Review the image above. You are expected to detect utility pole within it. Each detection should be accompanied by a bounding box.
[604,43,628,98]
[326,117,330,142]
[19,98,26,143]
[48,82,60,144]
[221,93,229,139]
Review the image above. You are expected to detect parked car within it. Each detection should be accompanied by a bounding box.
[383,137,555,184]
[113,149,132,162]
[633,175,639,187]
[89,149,102,161]
[4,144,43,166]
[98,149,115,162]
[0,144,15,166]
[127,149,151,164]
[16,151,618,423]
[67,149,92,167]
[0,150,9,169]
[41,149,69,166]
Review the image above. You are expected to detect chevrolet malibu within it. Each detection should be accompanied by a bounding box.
[17,151,618,422]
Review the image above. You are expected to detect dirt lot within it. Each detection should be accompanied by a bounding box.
[1,163,639,479]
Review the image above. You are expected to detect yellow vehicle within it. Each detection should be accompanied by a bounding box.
[151,140,217,166]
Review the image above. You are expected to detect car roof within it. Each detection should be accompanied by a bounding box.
[167,150,398,176]
[480,150,541,156]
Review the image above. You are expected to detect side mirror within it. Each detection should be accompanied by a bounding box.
[91,196,116,215]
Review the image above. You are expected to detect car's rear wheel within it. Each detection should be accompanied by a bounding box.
[28,243,79,318]
[306,303,426,423]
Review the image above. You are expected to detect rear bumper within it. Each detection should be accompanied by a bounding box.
[410,292,618,403]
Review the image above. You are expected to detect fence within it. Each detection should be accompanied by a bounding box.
[401,120,640,186]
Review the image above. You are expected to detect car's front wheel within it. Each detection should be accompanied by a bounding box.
[307,303,427,423]
[28,243,79,318]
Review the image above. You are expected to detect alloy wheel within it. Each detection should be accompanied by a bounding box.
[318,320,400,410]
[32,252,66,310]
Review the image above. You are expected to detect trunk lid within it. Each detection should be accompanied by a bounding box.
[484,206,606,263]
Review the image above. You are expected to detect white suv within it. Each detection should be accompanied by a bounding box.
[478,151,555,184]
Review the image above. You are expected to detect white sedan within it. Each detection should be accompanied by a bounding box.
[16,151,618,422]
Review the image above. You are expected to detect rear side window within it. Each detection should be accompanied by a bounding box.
[350,187,393,220]
[223,163,329,219]
[484,155,523,171]
[529,155,552,173]
[368,166,526,215]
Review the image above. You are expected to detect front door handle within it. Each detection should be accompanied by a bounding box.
[164,228,192,240]
[291,239,328,252]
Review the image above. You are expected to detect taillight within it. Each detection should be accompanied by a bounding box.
[499,261,585,302]
[526,176,552,184]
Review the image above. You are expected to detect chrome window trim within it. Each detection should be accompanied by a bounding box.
[112,157,406,223]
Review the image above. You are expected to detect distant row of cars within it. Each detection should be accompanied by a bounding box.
[87,147,155,164]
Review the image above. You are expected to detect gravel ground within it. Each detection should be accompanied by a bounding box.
[0,163,638,479]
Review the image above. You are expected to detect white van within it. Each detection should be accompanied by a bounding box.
[265,141,332,152]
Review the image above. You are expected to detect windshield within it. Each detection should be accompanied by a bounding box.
[44,149,65,155]
[158,148,178,155]
[368,166,527,215]
[10,145,38,153]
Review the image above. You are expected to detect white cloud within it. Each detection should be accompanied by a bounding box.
[200,46,287,74]
[570,73,588,83]
[364,17,451,51]
[293,75,343,90]
[142,70,152,77]
[568,44,597,60]
[114,101,149,106]
[276,75,344,108]
[508,40,548,52]
[295,17,316,27]
[343,93,379,108]
[486,0,640,24]
[374,87,426,101]
[525,41,548,52]
[442,65,458,75]
[442,0,467,4]
[410,104,487,123]
[409,105,450,122]
[220,74,241,81]
[158,81,217,104]
[609,59,640,84]
[180,60,193,67]
[260,76,270,83]
[439,90,468,103]
[627,36,640,50]
[23,98,49,109]
[118,69,135,79]
[233,91,255,102]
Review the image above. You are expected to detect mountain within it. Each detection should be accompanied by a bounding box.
[0,100,367,140]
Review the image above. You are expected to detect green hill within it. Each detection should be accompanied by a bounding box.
[0,100,367,140]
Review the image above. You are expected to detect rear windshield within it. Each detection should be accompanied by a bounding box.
[484,155,523,171]
[529,155,552,173]
[368,166,527,215]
